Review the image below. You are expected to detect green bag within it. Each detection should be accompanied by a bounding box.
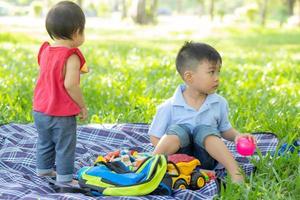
[77,154,172,196]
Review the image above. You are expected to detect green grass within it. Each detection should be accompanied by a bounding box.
[0,26,299,199]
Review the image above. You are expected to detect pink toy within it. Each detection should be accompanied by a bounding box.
[236,137,256,156]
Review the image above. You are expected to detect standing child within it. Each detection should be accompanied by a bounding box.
[33,1,88,183]
[148,42,256,183]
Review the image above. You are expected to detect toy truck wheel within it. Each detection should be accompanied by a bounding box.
[173,179,188,190]
[191,172,206,189]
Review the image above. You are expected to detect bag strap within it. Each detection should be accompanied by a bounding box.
[94,155,153,174]
[95,160,131,173]
[102,154,168,196]
[166,160,181,177]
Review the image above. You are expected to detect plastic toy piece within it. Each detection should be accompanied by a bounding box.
[168,154,195,163]
[173,178,188,189]
[96,150,152,171]
[190,172,205,189]
[94,156,106,164]
[236,137,256,156]
[121,155,132,166]
[131,151,138,157]
[104,150,120,162]
[202,170,216,181]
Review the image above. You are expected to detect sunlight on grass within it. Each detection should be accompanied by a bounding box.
[0,26,299,199]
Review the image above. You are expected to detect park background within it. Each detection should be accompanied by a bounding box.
[0,0,299,199]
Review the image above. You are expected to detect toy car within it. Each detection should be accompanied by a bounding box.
[167,154,215,190]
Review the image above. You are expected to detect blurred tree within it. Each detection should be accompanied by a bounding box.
[31,1,43,17]
[216,2,226,21]
[278,4,289,26]
[209,0,215,20]
[286,0,295,15]
[132,0,158,24]
[257,0,269,26]
[16,0,33,5]
[136,0,146,23]
[96,1,110,17]
[196,0,242,21]
[268,0,289,26]
[196,0,205,16]
[176,0,183,14]
[244,4,259,23]
[298,0,300,25]
[149,0,158,21]
[121,0,128,19]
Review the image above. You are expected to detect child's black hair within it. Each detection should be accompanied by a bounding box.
[175,41,222,76]
[46,1,85,40]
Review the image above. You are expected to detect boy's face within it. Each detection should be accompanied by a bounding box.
[184,59,221,94]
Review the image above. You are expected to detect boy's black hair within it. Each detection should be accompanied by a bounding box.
[46,1,85,40]
[175,41,222,76]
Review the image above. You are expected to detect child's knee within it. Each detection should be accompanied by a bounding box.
[193,125,221,148]
[165,124,191,148]
[161,134,181,147]
[203,135,222,148]
[153,134,182,155]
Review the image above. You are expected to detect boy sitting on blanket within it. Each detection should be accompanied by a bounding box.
[148,42,256,183]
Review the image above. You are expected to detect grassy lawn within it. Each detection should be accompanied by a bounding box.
[0,26,299,199]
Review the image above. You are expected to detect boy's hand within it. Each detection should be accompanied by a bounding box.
[234,134,257,146]
[79,106,88,121]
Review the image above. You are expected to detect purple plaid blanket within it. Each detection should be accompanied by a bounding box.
[0,123,279,200]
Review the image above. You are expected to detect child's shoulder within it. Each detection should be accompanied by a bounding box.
[38,42,50,64]
[65,47,87,72]
[210,93,228,105]
[157,98,173,110]
[38,41,50,53]
[40,41,50,48]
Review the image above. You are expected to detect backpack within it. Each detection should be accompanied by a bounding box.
[77,154,172,196]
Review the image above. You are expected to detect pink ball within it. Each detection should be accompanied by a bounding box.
[236,137,256,156]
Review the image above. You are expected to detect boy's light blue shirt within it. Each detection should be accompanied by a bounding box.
[148,84,232,138]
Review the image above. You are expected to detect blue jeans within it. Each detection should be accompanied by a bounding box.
[33,111,76,182]
[166,124,220,170]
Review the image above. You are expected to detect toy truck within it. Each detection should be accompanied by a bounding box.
[167,154,215,190]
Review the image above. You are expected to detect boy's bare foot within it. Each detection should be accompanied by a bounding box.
[38,171,56,177]
[69,179,78,185]
[61,179,79,187]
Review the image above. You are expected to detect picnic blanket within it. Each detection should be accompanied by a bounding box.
[0,123,279,200]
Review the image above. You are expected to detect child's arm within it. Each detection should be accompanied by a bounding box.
[64,54,87,120]
[222,128,256,145]
[148,102,171,147]
[221,128,240,142]
[219,98,256,144]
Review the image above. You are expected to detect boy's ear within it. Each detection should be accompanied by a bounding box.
[183,71,193,83]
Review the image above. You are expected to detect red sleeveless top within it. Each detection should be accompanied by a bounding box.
[33,42,86,116]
